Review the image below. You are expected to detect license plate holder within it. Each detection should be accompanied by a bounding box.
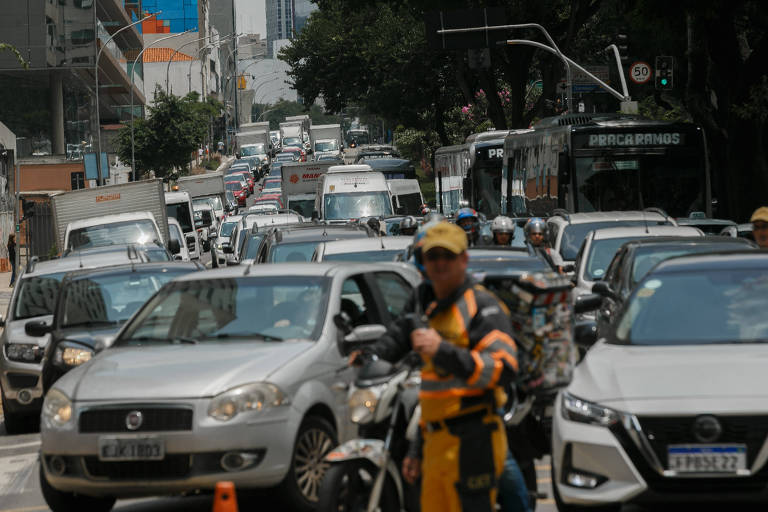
[98,436,165,461]
[667,444,747,473]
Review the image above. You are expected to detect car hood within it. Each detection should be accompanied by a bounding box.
[57,325,123,351]
[7,315,54,348]
[570,341,768,405]
[64,341,313,401]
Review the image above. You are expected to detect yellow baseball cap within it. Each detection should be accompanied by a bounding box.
[750,207,768,223]
[420,221,468,255]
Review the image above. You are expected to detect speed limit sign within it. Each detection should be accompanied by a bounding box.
[630,61,652,84]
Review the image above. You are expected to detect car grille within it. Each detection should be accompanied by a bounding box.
[79,407,193,433]
[7,373,38,389]
[83,455,191,480]
[638,415,768,467]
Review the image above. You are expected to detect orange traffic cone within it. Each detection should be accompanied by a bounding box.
[212,481,238,512]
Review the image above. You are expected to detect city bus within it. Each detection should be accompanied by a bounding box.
[433,130,528,217]
[501,114,711,218]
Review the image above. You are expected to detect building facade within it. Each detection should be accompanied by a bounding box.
[265,0,294,57]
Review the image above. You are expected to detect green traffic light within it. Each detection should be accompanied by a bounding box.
[661,78,668,85]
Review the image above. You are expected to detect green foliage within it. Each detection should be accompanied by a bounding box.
[203,156,220,170]
[251,100,346,130]
[116,87,218,179]
[733,76,768,122]
[637,96,692,122]
[0,43,28,69]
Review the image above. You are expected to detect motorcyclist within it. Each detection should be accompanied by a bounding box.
[524,217,563,271]
[456,207,486,247]
[491,216,516,246]
[399,216,419,236]
[358,221,518,512]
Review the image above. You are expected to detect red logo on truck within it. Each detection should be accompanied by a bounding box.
[95,193,121,202]
[290,174,299,184]
[302,173,321,179]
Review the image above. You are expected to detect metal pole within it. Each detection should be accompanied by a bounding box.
[131,30,193,181]
[95,11,158,186]
[605,43,630,99]
[14,161,19,272]
[166,34,209,94]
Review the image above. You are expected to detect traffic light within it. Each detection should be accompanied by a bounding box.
[21,198,35,219]
[655,55,674,90]
[617,34,628,62]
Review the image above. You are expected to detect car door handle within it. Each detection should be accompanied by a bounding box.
[331,381,349,392]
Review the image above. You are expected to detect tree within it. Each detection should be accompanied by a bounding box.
[0,43,28,69]
[116,87,216,179]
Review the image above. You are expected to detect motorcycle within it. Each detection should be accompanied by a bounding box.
[318,352,422,512]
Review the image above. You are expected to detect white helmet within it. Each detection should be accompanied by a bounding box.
[491,216,515,235]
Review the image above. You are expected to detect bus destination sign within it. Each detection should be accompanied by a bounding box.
[584,132,684,148]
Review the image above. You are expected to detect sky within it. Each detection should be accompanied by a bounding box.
[236,0,267,37]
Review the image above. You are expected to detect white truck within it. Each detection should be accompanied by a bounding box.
[387,179,425,215]
[279,122,304,150]
[280,162,333,218]
[51,179,169,254]
[235,129,271,174]
[284,115,311,140]
[176,172,227,221]
[314,165,394,222]
[309,124,343,160]
[164,190,200,260]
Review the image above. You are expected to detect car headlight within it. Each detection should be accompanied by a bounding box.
[54,345,93,367]
[216,243,223,250]
[348,384,386,424]
[6,343,42,363]
[208,382,289,422]
[42,388,73,428]
[561,392,622,427]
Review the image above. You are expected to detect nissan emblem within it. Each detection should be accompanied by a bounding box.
[692,415,722,443]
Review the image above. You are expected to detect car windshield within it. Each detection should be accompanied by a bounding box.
[226,183,241,192]
[219,221,237,237]
[60,269,190,328]
[276,154,296,161]
[585,237,644,280]
[323,191,393,220]
[244,234,267,259]
[241,144,265,156]
[166,203,193,232]
[316,141,338,152]
[289,199,314,218]
[209,196,223,211]
[559,220,670,261]
[283,137,301,147]
[264,181,281,190]
[15,273,67,320]
[117,276,330,343]
[323,250,403,262]
[269,241,321,262]
[615,269,768,345]
[631,243,753,285]
[68,219,159,251]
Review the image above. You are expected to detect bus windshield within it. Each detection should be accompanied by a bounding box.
[574,153,706,217]
[473,164,503,217]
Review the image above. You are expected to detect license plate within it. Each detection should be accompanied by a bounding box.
[98,437,165,461]
[667,444,747,473]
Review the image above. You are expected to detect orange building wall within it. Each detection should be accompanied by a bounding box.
[19,162,89,192]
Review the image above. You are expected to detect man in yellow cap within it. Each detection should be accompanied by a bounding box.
[751,207,768,249]
[360,221,518,512]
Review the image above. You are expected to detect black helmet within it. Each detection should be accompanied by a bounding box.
[399,216,418,235]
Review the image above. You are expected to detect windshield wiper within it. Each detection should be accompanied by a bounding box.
[212,333,283,342]
[63,320,119,328]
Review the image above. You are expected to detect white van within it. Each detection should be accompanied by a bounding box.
[165,191,200,260]
[315,165,394,221]
[387,179,424,215]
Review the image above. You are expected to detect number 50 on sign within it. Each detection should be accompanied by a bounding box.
[630,61,652,84]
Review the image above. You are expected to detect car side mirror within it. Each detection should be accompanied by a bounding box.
[0,314,4,327]
[562,263,575,273]
[25,320,52,337]
[574,320,598,348]
[574,293,603,315]
[168,239,181,255]
[592,281,616,300]
[345,324,387,344]
[236,153,241,159]
[173,254,183,261]
[311,211,319,221]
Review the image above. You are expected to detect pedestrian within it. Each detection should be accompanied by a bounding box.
[7,233,16,287]
[751,206,768,249]
[358,221,518,512]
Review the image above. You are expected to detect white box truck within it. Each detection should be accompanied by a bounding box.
[387,179,425,215]
[280,162,333,218]
[51,179,169,254]
[164,190,200,259]
[314,165,394,222]
[284,115,311,139]
[309,124,342,160]
[176,172,226,221]
[235,129,271,174]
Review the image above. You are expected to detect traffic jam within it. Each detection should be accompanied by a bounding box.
[2,111,768,512]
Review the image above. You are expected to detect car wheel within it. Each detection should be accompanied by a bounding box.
[211,254,219,268]
[278,416,337,512]
[1,386,29,435]
[40,464,116,512]
[551,464,621,512]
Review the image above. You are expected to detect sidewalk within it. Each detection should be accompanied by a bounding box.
[216,155,236,172]
[0,270,13,294]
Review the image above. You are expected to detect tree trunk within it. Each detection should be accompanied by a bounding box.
[478,68,507,130]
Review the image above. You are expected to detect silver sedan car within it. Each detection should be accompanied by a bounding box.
[39,262,421,512]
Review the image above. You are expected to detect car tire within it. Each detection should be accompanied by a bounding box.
[317,459,400,512]
[211,254,219,268]
[277,415,337,512]
[551,464,621,512]
[1,387,29,435]
[39,464,116,512]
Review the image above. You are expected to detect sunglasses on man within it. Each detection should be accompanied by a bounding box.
[424,249,459,262]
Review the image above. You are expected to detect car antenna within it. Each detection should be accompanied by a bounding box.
[243,260,251,276]
[642,210,649,234]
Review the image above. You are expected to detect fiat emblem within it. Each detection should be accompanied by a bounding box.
[692,415,722,443]
[125,410,143,431]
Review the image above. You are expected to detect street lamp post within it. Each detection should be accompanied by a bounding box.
[166,32,240,94]
[94,11,159,186]
[129,29,193,181]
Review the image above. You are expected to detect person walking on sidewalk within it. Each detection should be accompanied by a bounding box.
[7,233,16,286]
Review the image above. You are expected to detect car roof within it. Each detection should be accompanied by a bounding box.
[24,245,171,277]
[62,261,201,281]
[244,213,302,229]
[221,215,243,224]
[676,217,737,227]
[590,225,701,240]
[172,261,413,281]
[649,251,768,274]
[624,235,755,248]
[549,210,670,224]
[363,158,411,169]
[319,236,412,254]
[270,223,372,242]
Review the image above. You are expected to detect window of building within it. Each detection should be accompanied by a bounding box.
[71,172,85,190]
